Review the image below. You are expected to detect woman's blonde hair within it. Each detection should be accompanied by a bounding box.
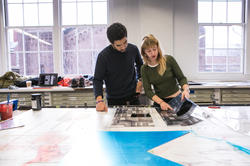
[141,34,166,76]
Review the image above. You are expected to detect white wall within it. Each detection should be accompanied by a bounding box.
[109,0,173,54]
[173,0,198,80]
[0,0,7,75]
[246,0,250,76]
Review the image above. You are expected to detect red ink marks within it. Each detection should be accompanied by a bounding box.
[22,144,62,166]
[208,106,220,109]
[0,144,9,151]
[22,133,69,166]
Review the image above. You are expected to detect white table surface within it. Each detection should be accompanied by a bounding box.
[0,106,249,166]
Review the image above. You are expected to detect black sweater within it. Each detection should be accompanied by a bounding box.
[93,44,143,99]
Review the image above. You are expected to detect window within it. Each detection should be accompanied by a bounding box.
[4,0,108,76]
[198,0,245,73]
[5,0,53,75]
[61,0,108,74]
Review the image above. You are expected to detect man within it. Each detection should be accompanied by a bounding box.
[93,22,143,112]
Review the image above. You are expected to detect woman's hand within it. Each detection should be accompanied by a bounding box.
[160,101,173,111]
[182,89,190,101]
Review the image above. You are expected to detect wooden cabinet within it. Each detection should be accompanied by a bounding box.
[221,89,250,104]
[47,89,96,107]
[0,92,43,107]
[1,82,250,108]
[0,87,96,108]
[189,89,214,105]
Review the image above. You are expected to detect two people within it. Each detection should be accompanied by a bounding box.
[93,23,190,112]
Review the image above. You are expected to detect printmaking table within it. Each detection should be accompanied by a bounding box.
[0,106,250,166]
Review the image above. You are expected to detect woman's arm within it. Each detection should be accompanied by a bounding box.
[181,84,190,100]
[152,95,173,111]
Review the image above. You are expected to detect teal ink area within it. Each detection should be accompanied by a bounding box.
[226,141,250,155]
[98,131,189,166]
[191,130,250,155]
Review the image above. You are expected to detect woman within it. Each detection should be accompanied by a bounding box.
[141,34,190,111]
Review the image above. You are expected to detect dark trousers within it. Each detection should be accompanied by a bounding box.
[107,93,140,106]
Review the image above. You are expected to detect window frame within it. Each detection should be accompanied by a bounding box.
[3,0,108,76]
[4,0,54,76]
[60,0,108,75]
[198,0,246,74]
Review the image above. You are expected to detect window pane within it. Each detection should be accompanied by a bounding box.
[213,50,227,69]
[26,53,39,75]
[62,3,77,25]
[205,56,212,66]
[198,0,212,23]
[8,28,54,75]
[63,28,77,51]
[228,56,239,64]
[93,25,108,49]
[24,31,38,51]
[213,65,226,72]
[78,2,92,24]
[92,50,99,72]
[63,51,77,74]
[38,0,52,2]
[40,52,54,73]
[8,29,23,51]
[229,25,242,48]
[93,2,107,24]
[213,0,226,23]
[39,31,53,51]
[78,51,93,74]
[24,4,38,26]
[23,0,38,2]
[199,26,213,48]
[228,65,241,72]
[200,49,212,62]
[10,52,24,75]
[78,27,92,50]
[8,4,23,26]
[228,49,242,67]
[213,56,226,65]
[214,26,227,48]
[228,0,242,23]
[62,0,76,2]
[214,49,227,57]
[8,0,23,3]
[199,48,212,72]
[228,50,242,72]
[199,65,211,72]
[39,3,53,26]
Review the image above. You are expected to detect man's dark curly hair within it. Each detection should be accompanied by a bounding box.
[107,22,127,44]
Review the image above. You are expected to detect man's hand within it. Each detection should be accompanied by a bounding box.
[96,101,108,112]
[95,96,108,112]
[136,80,142,94]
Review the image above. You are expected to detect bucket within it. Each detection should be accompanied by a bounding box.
[0,103,13,121]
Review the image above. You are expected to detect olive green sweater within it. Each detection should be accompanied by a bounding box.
[141,55,188,99]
